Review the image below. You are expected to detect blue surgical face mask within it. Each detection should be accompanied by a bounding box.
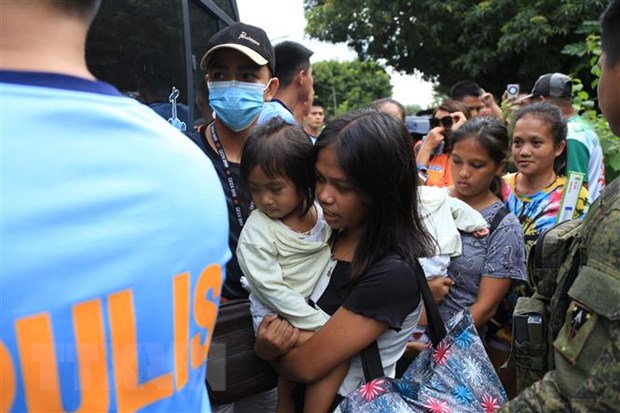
[208,80,270,132]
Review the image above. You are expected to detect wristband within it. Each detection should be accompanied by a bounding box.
[418,169,428,184]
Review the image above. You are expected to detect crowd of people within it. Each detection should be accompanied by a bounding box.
[2,0,619,412]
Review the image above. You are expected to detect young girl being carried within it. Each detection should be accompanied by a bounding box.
[237,117,346,413]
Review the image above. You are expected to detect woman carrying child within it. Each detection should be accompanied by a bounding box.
[433,117,527,327]
[253,110,435,410]
[237,118,346,413]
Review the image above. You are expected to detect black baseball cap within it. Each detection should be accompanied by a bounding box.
[200,22,275,74]
[529,73,573,99]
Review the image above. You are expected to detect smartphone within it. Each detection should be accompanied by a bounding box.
[507,84,520,100]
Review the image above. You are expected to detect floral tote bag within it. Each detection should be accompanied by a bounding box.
[339,310,508,413]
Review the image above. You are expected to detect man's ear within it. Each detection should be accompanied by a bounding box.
[264,77,279,102]
[297,69,306,86]
[204,73,209,84]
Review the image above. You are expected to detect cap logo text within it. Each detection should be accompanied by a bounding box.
[238,31,260,46]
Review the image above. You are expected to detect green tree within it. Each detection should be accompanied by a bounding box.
[304,0,608,96]
[312,59,392,118]
[405,104,423,116]
[564,32,620,183]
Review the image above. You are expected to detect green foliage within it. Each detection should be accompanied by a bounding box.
[303,0,608,96]
[311,59,392,118]
[568,35,620,183]
[405,104,423,116]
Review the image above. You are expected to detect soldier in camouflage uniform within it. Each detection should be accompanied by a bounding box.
[500,1,620,411]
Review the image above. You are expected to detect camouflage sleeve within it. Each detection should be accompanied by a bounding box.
[499,372,572,412]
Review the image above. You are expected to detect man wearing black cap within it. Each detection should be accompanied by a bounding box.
[526,72,605,202]
[188,22,279,301]
[186,22,280,413]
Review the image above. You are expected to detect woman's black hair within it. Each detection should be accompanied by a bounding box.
[240,117,315,216]
[314,109,433,280]
[450,117,510,200]
[512,102,568,175]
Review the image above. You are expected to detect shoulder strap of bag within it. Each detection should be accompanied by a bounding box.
[360,341,383,382]
[415,258,447,346]
[490,204,509,234]
[359,258,447,382]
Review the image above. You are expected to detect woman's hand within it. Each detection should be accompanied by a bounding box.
[422,127,446,151]
[416,127,445,171]
[450,111,468,131]
[427,277,455,303]
[254,315,299,361]
[273,307,388,383]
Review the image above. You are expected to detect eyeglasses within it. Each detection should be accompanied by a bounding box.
[429,115,453,129]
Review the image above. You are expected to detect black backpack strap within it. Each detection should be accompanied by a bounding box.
[489,205,510,233]
[485,205,531,343]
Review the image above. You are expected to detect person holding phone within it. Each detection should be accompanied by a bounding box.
[480,89,505,120]
[415,99,470,187]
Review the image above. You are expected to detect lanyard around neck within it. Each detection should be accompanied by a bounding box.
[208,122,248,228]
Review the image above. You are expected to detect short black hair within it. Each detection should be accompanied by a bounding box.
[273,41,314,88]
[54,0,102,22]
[450,80,482,100]
[601,0,620,67]
[311,99,325,108]
[241,118,315,216]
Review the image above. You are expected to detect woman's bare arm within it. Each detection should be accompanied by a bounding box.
[255,307,388,383]
[469,276,512,328]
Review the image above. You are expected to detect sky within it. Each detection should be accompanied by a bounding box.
[235,0,435,108]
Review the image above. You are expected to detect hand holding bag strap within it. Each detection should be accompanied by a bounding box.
[413,259,447,346]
